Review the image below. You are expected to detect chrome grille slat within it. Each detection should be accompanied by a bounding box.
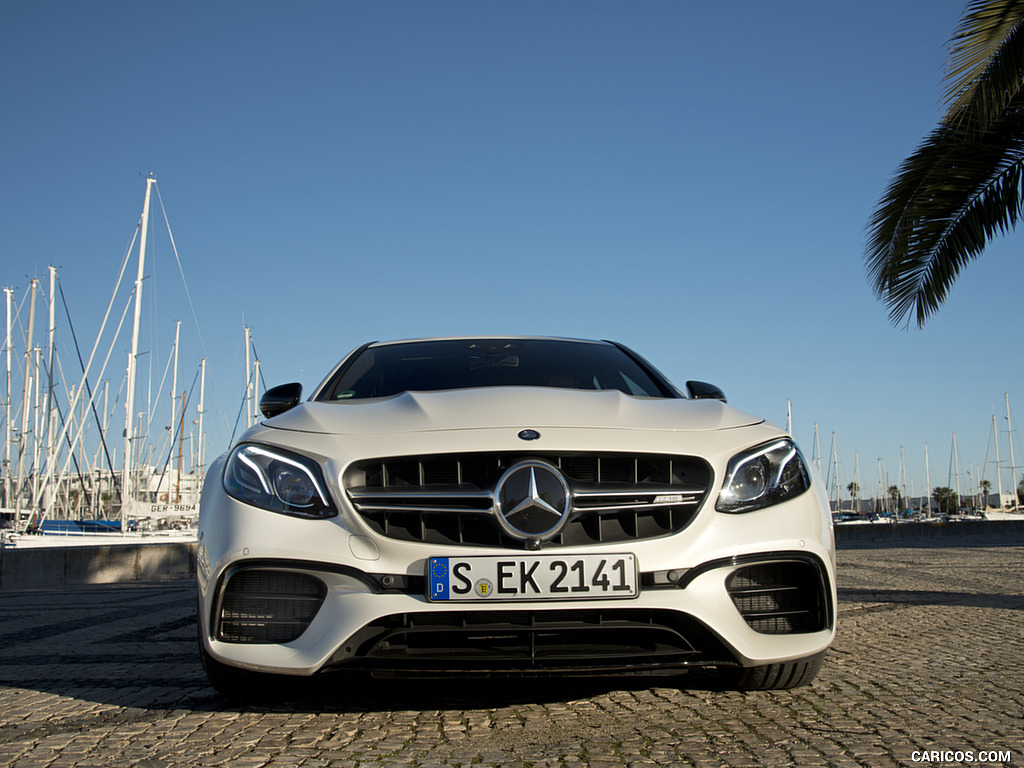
[573,487,704,511]
[344,451,712,548]
[573,486,705,497]
[577,499,701,512]
[354,504,495,515]
[348,486,490,499]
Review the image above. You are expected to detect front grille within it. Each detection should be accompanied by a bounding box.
[726,561,827,634]
[332,608,733,672]
[344,452,712,548]
[216,569,327,643]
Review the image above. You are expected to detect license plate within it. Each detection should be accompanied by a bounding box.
[427,554,637,602]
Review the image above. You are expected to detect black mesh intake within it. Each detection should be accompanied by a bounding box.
[216,569,327,644]
[726,561,828,634]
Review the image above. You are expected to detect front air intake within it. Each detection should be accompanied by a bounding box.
[726,561,828,634]
[331,608,735,673]
[216,569,327,644]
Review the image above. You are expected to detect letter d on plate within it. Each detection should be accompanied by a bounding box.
[429,557,449,600]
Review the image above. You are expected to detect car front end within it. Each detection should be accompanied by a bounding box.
[197,338,835,696]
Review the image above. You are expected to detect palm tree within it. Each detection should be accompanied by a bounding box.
[866,0,1024,327]
[933,486,960,516]
[888,485,904,516]
[980,477,993,507]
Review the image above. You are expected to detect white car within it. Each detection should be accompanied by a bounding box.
[197,337,835,697]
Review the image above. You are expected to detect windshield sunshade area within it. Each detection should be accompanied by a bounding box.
[316,339,677,401]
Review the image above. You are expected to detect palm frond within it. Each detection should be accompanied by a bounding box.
[915,159,1024,324]
[944,0,1024,129]
[867,106,1024,327]
[866,0,1024,327]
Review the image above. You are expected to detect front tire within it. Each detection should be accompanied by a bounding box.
[198,638,283,700]
[726,650,827,691]
[197,600,295,701]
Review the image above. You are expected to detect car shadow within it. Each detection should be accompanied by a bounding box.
[2,639,734,715]
[189,667,736,714]
[838,587,1024,611]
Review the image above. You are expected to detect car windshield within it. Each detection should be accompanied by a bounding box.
[316,339,676,401]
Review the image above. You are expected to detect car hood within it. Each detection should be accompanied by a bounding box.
[261,387,764,435]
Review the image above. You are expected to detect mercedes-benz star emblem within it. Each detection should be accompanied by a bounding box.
[494,461,571,541]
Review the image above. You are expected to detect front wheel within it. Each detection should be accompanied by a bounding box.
[198,638,285,700]
[197,601,297,701]
[724,650,827,691]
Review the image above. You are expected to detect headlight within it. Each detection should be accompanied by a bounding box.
[716,438,811,514]
[223,444,338,519]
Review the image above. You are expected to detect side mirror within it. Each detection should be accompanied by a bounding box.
[685,380,727,403]
[259,382,303,419]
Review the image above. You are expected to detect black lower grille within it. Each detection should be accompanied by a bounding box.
[216,569,327,643]
[726,561,827,634]
[331,608,734,672]
[344,451,711,549]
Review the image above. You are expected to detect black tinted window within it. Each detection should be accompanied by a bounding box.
[318,339,675,400]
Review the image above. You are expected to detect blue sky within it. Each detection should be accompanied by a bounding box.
[3,0,1022,503]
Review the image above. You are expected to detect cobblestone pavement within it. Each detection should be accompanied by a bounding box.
[1,535,1022,768]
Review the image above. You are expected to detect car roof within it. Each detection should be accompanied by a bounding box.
[365,336,614,348]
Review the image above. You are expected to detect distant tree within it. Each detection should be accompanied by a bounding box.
[933,486,960,516]
[980,478,993,508]
[866,0,1024,327]
[847,481,860,512]
[888,485,905,515]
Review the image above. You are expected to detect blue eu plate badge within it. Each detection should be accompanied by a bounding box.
[429,557,449,600]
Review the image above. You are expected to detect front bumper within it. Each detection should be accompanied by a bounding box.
[201,550,833,677]
[198,479,836,677]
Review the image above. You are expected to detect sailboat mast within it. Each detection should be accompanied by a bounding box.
[244,325,253,429]
[30,347,42,513]
[102,381,109,517]
[993,413,1003,509]
[952,433,962,510]
[15,279,38,529]
[38,267,57,519]
[924,443,931,516]
[170,320,181,503]
[900,445,908,517]
[877,457,886,516]
[3,287,11,509]
[252,359,261,425]
[1007,393,1017,512]
[831,432,839,513]
[121,174,156,532]
[197,357,206,477]
[171,320,180,443]
[176,388,185,503]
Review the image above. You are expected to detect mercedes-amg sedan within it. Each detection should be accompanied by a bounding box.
[197,337,835,697]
